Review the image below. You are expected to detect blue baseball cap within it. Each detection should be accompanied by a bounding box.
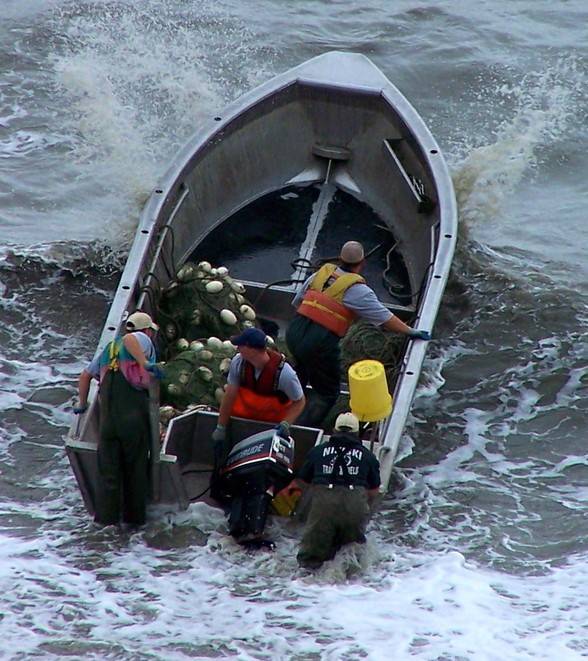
[230,327,267,349]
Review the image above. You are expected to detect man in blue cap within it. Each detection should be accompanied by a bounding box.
[212,327,306,445]
[210,328,306,543]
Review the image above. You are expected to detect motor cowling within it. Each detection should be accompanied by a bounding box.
[221,428,294,485]
[219,429,295,542]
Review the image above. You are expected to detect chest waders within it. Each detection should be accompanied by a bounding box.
[297,442,370,568]
[95,340,150,526]
[286,315,340,427]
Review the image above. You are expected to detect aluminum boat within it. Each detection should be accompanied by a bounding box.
[66,51,457,515]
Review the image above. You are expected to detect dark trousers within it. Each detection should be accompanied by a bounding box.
[95,370,150,526]
[297,485,369,567]
[286,315,341,423]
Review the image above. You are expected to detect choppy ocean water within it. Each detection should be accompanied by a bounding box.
[1,1,587,658]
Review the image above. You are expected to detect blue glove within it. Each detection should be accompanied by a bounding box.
[212,425,226,443]
[275,421,291,438]
[73,403,88,415]
[145,361,165,380]
[409,329,432,341]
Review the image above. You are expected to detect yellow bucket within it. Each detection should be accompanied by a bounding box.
[348,359,392,422]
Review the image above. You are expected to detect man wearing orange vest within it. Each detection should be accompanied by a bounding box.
[286,241,430,425]
[212,327,306,446]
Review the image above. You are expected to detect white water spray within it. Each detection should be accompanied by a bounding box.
[450,58,584,227]
[51,1,269,253]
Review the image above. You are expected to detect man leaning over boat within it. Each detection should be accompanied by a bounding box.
[74,311,164,527]
[211,327,305,456]
[286,240,430,426]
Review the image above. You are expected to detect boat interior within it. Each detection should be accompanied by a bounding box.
[67,55,453,513]
[151,179,418,507]
[141,81,440,335]
[152,175,420,505]
[189,183,415,335]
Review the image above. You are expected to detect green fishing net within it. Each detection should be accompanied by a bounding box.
[160,341,234,410]
[156,262,405,423]
[319,322,405,429]
[340,320,406,390]
[157,261,256,347]
[156,261,260,412]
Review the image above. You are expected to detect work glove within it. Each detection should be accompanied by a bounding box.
[212,425,226,444]
[145,361,165,380]
[73,402,88,415]
[408,329,432,341]
[275,420,291,439]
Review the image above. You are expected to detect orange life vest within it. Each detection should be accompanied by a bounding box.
[231,350,293,423]
[296,263,365,337]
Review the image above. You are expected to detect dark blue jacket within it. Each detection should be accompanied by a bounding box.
[297,432,380,489]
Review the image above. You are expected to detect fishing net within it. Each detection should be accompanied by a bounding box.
[340,320,406,389]
[319,325,404,430]
[160,340,235,410]
[155,261,262,417]
[157,261,257,349]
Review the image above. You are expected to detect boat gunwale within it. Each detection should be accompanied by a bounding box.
[67,51,458,499]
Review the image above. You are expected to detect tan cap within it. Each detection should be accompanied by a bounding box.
[334,412,360,433]
[125,311,159,332]
[339,241,365,264]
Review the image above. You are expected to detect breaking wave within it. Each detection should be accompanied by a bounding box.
[50,0,272,253]
[449,56,585,228]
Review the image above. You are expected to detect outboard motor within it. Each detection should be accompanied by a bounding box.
[219,429,295,543]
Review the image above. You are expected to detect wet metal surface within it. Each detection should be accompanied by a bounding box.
[191,185,410,303]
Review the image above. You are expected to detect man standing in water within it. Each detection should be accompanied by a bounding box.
[286,240,430,425]
[74,311,163,527]
[296,412,380,569]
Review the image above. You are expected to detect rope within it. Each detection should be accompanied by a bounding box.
[340,321,405,383]
[252,256,317,307]
[189,485,211,502]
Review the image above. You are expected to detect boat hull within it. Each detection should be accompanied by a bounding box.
[66,51,457,515]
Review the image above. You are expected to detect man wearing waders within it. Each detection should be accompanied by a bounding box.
[296,412,380,569]
[286,240,431,426]
[74,311,163,526]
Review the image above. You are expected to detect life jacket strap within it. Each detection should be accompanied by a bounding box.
[310,263,365,300]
